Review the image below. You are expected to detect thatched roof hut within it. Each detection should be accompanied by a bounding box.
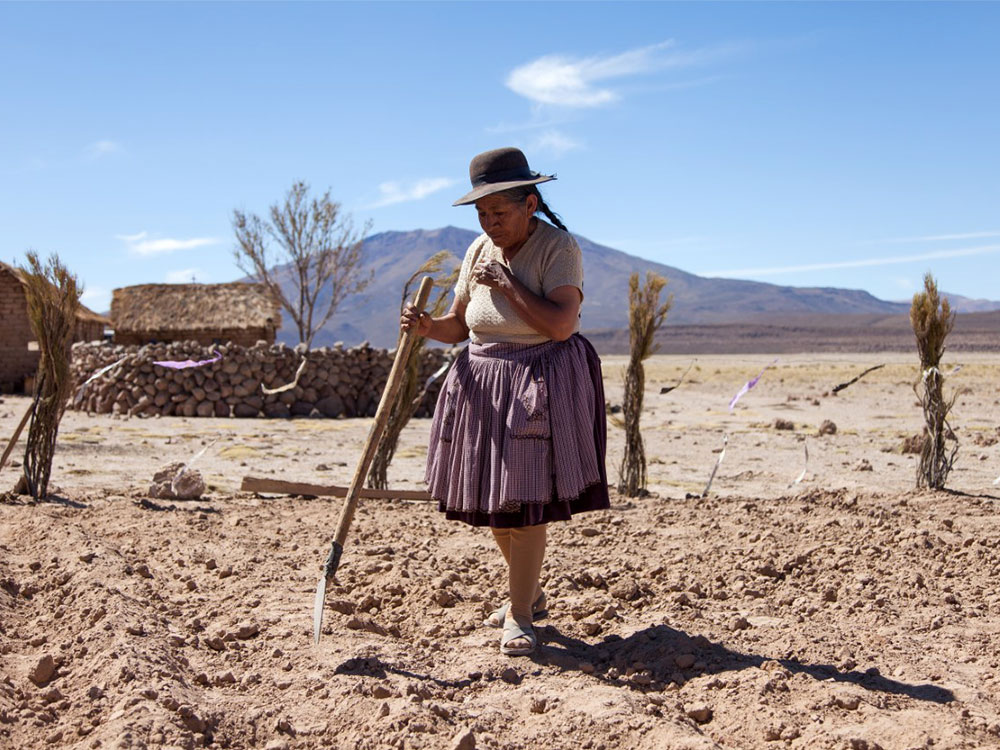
[111,282,281,346]
[0,261,110,392]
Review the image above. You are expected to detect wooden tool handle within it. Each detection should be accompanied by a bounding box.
[326,276,434,568]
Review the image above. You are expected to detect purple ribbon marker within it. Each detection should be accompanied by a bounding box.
[729,359,778,411]
[153,350,222,370]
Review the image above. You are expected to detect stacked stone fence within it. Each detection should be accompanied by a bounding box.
[69,341,451,419]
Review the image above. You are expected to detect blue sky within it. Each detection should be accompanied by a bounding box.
[2,2,998,313]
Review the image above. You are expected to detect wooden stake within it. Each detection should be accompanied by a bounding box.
[0,402,32,474]
[241,475,431,501]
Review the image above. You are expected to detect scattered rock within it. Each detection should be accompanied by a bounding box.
[451,728,476,750]
[148,463,205,500]
[818,419,837,435]
[835,693,861,710]
[29,655,56,686]
[854,458,873,472]
[686,703,713,724]
[500,667,520,684]
[610,579,641,601]
[731,616,751,631]
[432,590,457,607]
[675,653,696,670]
[235,622,260,639]
[774,418,795,431]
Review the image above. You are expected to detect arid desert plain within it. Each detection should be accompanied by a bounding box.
[2,352,1000,750]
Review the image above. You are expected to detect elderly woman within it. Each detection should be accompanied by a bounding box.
[401,147,609,656]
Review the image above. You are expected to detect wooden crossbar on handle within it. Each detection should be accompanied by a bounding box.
[313,276,434,644]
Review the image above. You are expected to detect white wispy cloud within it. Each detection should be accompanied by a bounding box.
[165,268,204,283]
[530,130,583,157]
[80,286,110,311]
[866,230,1000,245]
[368,177,458,209]
[700,244,1000,278]
[83,140,121,161]
[116,231,221,256]
[505,40,734,108]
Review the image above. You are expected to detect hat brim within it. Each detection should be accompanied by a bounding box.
[452,174,555,206]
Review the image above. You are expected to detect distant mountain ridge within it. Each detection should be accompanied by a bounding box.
[261,227,994,348]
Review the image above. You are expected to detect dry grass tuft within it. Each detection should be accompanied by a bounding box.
[618,272,672,497]
[15,252,81,499]
[367,252,458,490]
[910,272,959,489]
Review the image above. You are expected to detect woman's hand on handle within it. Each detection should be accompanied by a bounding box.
[400,303,433,337]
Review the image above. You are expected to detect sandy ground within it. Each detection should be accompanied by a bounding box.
[1,352,999,750]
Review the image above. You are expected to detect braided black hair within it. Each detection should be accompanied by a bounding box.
[495,186,568,233]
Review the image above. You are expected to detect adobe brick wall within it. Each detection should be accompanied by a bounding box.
[0,271,39,390]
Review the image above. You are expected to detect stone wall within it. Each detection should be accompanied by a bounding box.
[0,270,39,392]
[69,341,451,419]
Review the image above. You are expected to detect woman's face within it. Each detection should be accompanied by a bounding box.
[475,193,537,250]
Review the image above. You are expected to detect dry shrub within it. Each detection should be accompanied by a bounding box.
[910,272,959,489]
[618,272,671,497]
[367,252,458,490]
[14,253,81,499]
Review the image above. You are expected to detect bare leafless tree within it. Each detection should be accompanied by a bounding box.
[233,181,372,348]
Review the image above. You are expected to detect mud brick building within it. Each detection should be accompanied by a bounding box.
[110,282,281,347]
[0,261,108,392]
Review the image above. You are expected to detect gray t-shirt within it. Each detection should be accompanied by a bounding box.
[454,219,584,345]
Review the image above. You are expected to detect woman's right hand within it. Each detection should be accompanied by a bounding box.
[400,303,433,336]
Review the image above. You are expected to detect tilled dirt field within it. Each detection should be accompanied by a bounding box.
[1,353,999,750]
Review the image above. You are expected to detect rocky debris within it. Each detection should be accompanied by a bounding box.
[854,458,873,471]
[452,728,476,750]
[234,622,260,639]
[818,419,837,435]
[499,667,520,684]
[685,703,713,724]
[773,418,795,431]
[28,655,56,686]
[148,462,205,500]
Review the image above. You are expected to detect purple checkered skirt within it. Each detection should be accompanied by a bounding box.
[426,333,610,528]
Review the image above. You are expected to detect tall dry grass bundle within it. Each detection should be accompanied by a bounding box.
[910,272,959,490]
[15,253,81,499]
[367,252,459,490]
[618,271,672,497]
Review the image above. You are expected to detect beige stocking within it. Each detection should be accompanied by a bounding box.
[506,523,547,624]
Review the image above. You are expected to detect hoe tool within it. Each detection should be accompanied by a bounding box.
[313,276,434,643]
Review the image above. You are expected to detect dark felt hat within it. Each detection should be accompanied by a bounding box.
[452,147,555,206]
